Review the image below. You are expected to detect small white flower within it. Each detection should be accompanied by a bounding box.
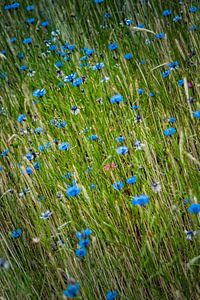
[28,70,36,77]
[96,98,103,104]
[51,30,60,36]
[40,210,53,220]
[184,229,200,240]
[32,237,40,244]
[134,140,144,150]
[101,76,110,82]
[0,258,10,270]
[151,181,162,193]
[56,193,64,199]
[58,239,65,247]
[71,106,80,115]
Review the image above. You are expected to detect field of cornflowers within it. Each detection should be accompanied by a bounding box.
[0,0,200,299]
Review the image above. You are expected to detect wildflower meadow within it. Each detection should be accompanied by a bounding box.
[0,0,200,299]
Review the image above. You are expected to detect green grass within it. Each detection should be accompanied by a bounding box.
[0,0,200,299]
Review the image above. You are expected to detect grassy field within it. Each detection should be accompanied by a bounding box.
[0,0,200,299]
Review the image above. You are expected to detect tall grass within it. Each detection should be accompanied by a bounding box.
[0,0,200,299]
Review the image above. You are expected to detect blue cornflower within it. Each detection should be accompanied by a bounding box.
[76,228,92,239]
[104,12,112,19]
[94,0,104,3]
[17,52,25,60]
[139,59,146,65]
[75,247,87,257]
[116,146,128,155]
[0,50,6,56]
[188,204,200,214]
[189,25,198,31]
[61,43,69,51]
[26,5,34,11]
[131,105,140,110]
[4,2,20,10]
[49,44,57,51]
[189,6,198,13]
[89,135,98,141]
[137,23,145,28]
[55,61,64,68]
[106,290,118,300]
[167,117,176,123]
[115,136,125,143]
[26,153,34,161]
[57,120,67,128]
[63,283,80,298]
[80,56,87,61]
[93,62,104,70]
[10,37,17,43]
[110,94,123,104]
[184,198,191,205]
[4,4,11,10]
[58,50,66,57]
[193,111,200,119]
[124,53,133,60]
[112,181,124,191]
[91,183,96,190]
[162,9,172,16]
[66,185,81,197]
[178,79,184,86]
[33,89,46,97]
[80,60,87,67]
[1,149,9,157]
[125,19,133,25]
[68,44,75,51]
[126,175,137,184]
[79,238,90,248]
[137,88,144,95]
[84,48,94,56]
[34,127,43,134]
[66,172,72,180]
[72,78,82,87]
[168,61,179,70]
[19,65,28,71]
[39,142,51,151]
[33,162,41,170]
[163,127,177,136]
[64,73,76,82]
[11,228,22,238]
[17,114,26,123]
[26,18,35,24]
[108,43,118,51]
[131,194,149,206]
[83,228,93,238]
[58,142,70,151]
[23,37,32,44]
[26,167,33,175]
[41,21,49,27]
[162,70,170,78]
[155,32,165,39]
[173,16,182,22]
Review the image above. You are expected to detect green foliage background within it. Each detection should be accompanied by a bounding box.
[0,0,200,299]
